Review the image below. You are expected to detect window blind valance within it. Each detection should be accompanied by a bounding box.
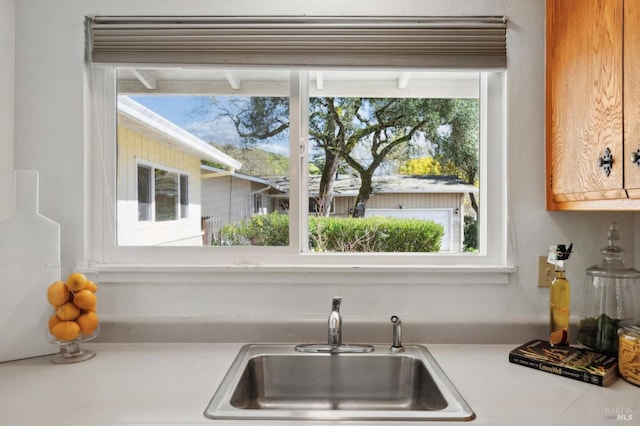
[87,16,507,69]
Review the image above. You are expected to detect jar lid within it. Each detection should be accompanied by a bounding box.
[586,222,640,278]
[619,319,640,336]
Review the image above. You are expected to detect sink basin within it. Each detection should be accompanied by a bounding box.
[204,344,475,421]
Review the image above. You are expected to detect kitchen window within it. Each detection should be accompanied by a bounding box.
[87,16,510,276]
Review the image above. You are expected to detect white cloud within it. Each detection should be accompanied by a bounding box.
[185,116,241,145]
[255,141,289,156]
[186,116,290,157]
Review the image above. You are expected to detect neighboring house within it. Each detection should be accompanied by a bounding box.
[200,165,286,244]
[116,97,241,246]
[293,174,478,252]
[359,175,477,252]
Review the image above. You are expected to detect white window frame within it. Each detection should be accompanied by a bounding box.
[135,159,189,223]
[136,163,152,222]
[179,173,189,220]
[87,67,512,284]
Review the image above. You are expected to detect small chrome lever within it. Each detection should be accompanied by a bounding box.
[390,315,404,352]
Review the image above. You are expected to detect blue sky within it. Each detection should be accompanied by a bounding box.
[130,95,290,156]
[130,95,206,128]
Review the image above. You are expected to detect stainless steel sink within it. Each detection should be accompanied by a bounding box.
[204,344,475,421]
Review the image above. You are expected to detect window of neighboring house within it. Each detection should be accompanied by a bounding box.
[253,193,262,215]
[136,162,188,222]
[155,169,178,221]
[88,16,508,270]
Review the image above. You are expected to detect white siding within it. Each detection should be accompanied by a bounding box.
[201,174,254,224]
[117,125,203,246]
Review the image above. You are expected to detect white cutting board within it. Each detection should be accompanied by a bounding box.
[0,170,60,362]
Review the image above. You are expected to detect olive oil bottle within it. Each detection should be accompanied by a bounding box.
[549,244,572,346]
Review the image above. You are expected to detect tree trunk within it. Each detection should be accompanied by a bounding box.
[469,192,479,217]
[317,150,341,216]
[352,174,373,217]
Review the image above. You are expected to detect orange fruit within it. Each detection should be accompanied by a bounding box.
[51,321,80,341]
[73,290,97,310]
[47,281,70,307]
[85,280,98,293]
[57,302,81,321]
[48,315,62,332]
[77,311,99,335]
[66,272,88,292]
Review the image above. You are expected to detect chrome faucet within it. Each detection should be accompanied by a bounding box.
[328,296,343,347]
[295,296,374,353]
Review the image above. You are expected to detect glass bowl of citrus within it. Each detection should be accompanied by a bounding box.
[46,272,99,363]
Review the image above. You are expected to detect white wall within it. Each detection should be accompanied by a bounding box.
[0,0,14,220]
[11,0,638,329]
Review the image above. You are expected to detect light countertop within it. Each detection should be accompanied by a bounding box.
[0,343,637,425]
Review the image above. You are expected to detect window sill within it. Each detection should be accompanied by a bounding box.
[85,263,516,285]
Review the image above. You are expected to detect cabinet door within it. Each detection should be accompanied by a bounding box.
[624,0,640,196]
[546,0,624,208]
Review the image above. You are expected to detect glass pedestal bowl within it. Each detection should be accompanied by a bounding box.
[48,331,98,364]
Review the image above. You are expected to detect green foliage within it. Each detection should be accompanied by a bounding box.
[463,215,478,252]
[210,143,289,176]
[217,213,443,252]
[398,157,442,175]
[218,212,289,246]
[430,98,480,188]
[308,162,321,175]
[205,143,320,177]
[409,98,481,216]
[310,216,443,252]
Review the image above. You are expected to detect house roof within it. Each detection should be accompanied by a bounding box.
[265,174,478,197]
[117,96,242,171]
[200,161,477,196]
[365,174,478,195]
[200,164,286,192]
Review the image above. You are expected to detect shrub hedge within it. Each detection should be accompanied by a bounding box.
[218,212,443,252]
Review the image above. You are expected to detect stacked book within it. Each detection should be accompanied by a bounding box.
[509,339,618,386]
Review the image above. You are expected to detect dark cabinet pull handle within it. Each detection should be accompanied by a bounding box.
[631,150,640,166]
[598,147,613,177]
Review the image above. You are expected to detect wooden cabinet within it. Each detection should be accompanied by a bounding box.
[546,0,640,210]
[624,0,640,197]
